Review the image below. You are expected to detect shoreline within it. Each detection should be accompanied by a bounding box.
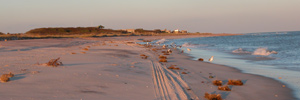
[169,38,299,99]
[0,35,295,100]
[145,36,295,99]
[181,49,296,98]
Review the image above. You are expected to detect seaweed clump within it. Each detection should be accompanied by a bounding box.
[46,57,63,67]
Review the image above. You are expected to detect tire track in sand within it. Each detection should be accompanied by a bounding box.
[151,61,199,100]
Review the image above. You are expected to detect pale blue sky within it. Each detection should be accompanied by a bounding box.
[1,0,300,33]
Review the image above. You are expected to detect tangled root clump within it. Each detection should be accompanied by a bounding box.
[204,93,222,100]
[228,79,243,86]
[140,54,148,59]
[181,72,187,74]
[213,80,223,86]
[218,85,231,91]
[159,55,167,59]
[46,57,63,67]
[198,58,204,61]
[0,76,10,83]
[159,59,167,62]
[0,72,14,83]
[82,48,89,51]
[167,65,181,70]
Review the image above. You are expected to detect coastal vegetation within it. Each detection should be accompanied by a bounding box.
[0,25,224,41]
[25,27,125,35]
[98,25,105,29]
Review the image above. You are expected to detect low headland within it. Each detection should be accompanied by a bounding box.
[0,27,295,100]
[0,26,237,41]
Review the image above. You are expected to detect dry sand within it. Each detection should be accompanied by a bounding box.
[0,35,295,100]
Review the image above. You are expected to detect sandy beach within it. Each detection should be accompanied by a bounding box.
[0,35,295,100]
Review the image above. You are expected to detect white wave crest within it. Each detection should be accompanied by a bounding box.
[181,42,208,47]
[252,48,277,56]
[232,48,251,54]
[156,38,168,44]
[182,43,194,47]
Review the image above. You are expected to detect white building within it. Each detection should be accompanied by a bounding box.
[173,29,180,33]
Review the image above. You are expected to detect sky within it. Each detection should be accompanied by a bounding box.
[1,0,300,33]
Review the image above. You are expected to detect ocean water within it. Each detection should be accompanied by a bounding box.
[155,31,300,99]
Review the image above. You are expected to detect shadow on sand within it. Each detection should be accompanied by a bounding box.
[10,73,26,81]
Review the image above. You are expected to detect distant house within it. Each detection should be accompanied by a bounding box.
[165,30,171,33]
[181,30,187,33]
[122,29,135,33]
[173,29,180,33]
[162,29,171,33]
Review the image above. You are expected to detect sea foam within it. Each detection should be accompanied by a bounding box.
[252,48,277,56]
[182,42,208,47]
[232,48,251,54]
[156,38,168,44]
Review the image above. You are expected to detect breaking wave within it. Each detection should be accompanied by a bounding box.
[252,48,277,56]
[181,42,208,47]
[156,38,168,44]
[232,48,251,54]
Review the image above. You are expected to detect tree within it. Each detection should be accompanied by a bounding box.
[0,32,4,35]
[98,25,105,29]
[154,29,162,33]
